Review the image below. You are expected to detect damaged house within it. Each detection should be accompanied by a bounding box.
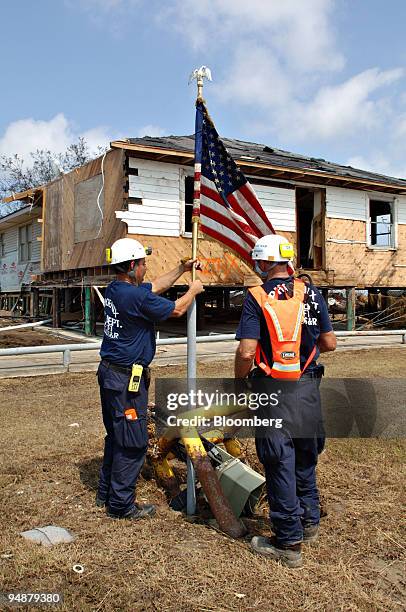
[1,135,405,331]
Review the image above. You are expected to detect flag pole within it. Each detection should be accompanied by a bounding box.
[185,67,210,515]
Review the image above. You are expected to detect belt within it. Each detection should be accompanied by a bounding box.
[302,371,321,379]
[101,359,150,377]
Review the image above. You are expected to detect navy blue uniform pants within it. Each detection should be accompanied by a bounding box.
[97,362,149,516]
[255,378,324,545]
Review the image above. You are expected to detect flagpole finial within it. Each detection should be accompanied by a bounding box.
[189,66,212,101]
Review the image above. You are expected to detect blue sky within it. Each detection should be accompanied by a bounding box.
[1,0,405,178]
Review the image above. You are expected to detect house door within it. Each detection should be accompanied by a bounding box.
[295,187,325,270]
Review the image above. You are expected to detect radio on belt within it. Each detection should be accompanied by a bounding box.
[128,364,143,392]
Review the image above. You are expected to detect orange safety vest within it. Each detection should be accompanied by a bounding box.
[249,279,316,380]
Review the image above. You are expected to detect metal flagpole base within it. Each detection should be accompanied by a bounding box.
[186,298,197,515]
[186,458,196,515]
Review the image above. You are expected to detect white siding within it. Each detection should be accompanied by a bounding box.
[128,158,180,202]
[116,202,179,237]
[0,220,41,292]
[396,195,406,224]
[252,183,296,231]
[326,187,368,221]
[120,159,180,236]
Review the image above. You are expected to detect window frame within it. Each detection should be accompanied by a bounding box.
[367,195,397,250]
[18,222,33,263]
[180,168,194,237]
[0,233,4,257]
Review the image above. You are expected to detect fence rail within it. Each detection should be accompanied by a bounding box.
[0,330,405,371]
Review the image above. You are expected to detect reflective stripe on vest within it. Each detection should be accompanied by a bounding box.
[272,361,301,373]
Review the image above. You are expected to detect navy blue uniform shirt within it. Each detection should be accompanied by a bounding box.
[100,281,175,367]
[236,276,333,371]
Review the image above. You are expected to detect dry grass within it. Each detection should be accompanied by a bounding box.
[0,318,82,349]
[0,348,405,611]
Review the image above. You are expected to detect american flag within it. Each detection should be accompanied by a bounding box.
[193,101,274,264]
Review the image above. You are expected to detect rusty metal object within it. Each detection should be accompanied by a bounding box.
[151,457,181,499]
[224,438,242,457]
[193,453,247,539]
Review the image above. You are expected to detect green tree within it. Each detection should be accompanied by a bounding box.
[0,137,106,216]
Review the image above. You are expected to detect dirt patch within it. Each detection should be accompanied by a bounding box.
[0,351,405,611]
[0,319,83,349]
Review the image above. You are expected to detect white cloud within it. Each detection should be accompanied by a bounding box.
[137,124,167,137]
[164,0,343,73]
[214,45,292,109]
[0,113,113,161]
[284,68,404,141]
[347,155,406,180]
[159,0,406,152]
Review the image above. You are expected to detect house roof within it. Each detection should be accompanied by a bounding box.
[1,186,43,204]
[0,204,41,230]
[111,135,406,193]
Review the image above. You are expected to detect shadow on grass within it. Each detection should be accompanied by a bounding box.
[78,457,102,492]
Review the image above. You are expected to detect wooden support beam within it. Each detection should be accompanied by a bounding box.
[84,286,93,336]
[346,287,356,331]
[31,288,40,319]
[52,288,61,328]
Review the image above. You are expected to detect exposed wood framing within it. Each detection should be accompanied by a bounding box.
[42,149,126,273]
[325,218,406,287]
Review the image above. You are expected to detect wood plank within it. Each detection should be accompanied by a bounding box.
[128,175,179,190]
[43,179,63,271]
[127,203,179,217]
[128,156,180,178]
[119,211,179,224]
[128,191,179,202]
[124,226,179,237]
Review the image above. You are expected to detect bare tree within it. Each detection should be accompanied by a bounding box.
[0,137,107,216]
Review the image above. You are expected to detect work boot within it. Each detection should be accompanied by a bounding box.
[107,503,156,520]
[303,524,319,544]
[95,494,107,508]
[251,536,303,568]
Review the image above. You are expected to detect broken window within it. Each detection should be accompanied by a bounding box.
[184,175,194,233]
[19,223,32,262]
[369,200,394,247]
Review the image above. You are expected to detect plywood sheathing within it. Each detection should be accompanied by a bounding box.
[325,218,406,286]
[43,179,63,271]
[126,231,296,287]
[42,149,125,273]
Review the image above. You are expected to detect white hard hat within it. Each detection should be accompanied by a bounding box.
[108,238,150,265]
[251,234,294,262]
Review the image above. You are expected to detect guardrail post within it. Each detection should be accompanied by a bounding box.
[63,349,71,370]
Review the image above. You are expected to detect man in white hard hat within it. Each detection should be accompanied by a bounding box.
[96,238,204,520]
[235,234,336,567]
